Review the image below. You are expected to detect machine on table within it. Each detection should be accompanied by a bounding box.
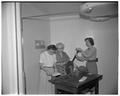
[49,51,102,94]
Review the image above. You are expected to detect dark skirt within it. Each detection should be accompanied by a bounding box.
[86,62,98,74]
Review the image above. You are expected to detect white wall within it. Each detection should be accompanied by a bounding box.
[22,4,50,94]
[50,16,118,94]
[23,19,50,94]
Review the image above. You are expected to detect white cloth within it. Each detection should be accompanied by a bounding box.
[39,51,56,94]
[40,51,56,67]
[39,68,55,94]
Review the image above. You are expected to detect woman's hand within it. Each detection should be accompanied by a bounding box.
[41,66,53,76]
[56,62,61,65]
[56,62,65,66]
[76,48,83,52]
[61,62,67,65]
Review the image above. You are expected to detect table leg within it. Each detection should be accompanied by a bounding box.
[55,87,58,94]
[95,81,99,94]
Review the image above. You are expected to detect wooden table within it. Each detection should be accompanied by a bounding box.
[49,74,103,94]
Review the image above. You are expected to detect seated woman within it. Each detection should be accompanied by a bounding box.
[55,42,70,75]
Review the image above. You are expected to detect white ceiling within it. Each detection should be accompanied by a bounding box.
[30,3,84,15]
[22,2,118,19]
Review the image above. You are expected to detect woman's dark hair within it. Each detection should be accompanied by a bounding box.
[85,37,94,46]
[47,45,57,50]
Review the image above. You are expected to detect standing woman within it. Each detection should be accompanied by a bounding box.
[39,45,57,94]
[76,37,98,74]
[55,43,70,75]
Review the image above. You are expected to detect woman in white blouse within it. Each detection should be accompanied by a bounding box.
[39,45,57,94]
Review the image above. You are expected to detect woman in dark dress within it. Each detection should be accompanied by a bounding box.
[76,37,98,74]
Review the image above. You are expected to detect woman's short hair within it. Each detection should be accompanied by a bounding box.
[47,45,57,50]
[56,42,64,48]
[85,37,94,46]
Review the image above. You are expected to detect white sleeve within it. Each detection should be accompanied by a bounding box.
[54,55,57,63]
[39,53,45,64]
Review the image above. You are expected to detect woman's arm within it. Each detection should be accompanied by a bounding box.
[63,52,70,62]
[39,63,47,71]
[39,54,52,76]
[81,48,96,58]
[40,64,53,76]
[76,55,86,62]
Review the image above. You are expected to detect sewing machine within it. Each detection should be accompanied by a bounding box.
[49,50,102,94]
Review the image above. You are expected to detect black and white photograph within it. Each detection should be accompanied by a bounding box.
[1,1,118,94]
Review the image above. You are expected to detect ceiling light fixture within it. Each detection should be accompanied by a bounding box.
[79,2,118,22]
